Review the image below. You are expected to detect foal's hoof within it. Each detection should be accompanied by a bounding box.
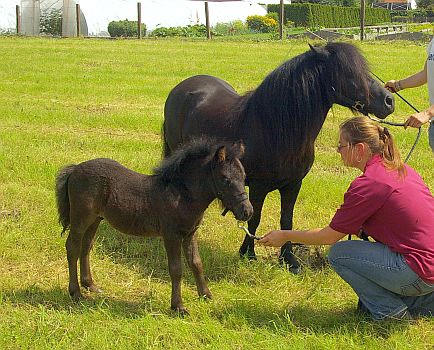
[69,290,84,302]
[85,284,103,294]
[199,292,213,300]
[172,306,189,316]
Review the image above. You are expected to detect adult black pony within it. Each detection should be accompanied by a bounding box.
[162,42,395,273]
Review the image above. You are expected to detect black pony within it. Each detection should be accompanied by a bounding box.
[55,137,253,314]
[162,42,394,273]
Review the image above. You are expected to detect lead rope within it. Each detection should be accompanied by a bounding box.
[369,71,423,163]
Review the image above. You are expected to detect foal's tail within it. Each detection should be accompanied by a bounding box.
[55,164,76,235]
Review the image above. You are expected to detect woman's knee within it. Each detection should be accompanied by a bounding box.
[327,241,348,266]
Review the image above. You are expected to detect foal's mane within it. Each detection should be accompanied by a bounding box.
[154,136,242,186]
[236,42,371,161]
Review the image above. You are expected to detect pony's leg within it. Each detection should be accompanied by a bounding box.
[66,230,82,301]
[80,218,102,293]
[182,232,212,299]
[278,180,302,274]
[239,183,268,260]
[163,234,187,315]
[66,209,97,301]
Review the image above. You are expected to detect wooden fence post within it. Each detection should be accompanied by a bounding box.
[205,2,211,39]
[360,0,365,41]
[16,5,21,34]
[76,3,80,37]
[137,2,142,39]
[279,0,284,40]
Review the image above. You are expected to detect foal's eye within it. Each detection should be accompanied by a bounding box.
[224,178,232,186]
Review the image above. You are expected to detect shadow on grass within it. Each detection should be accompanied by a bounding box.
[0,285,154,318]
[212,301,412,339]
[1,285,413,339]
[94,221,244,285]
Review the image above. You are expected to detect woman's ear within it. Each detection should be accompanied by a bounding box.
[354,142,369,162]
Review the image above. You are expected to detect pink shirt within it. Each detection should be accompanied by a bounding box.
[330,155,434,283]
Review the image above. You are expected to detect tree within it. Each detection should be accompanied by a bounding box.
[40,9,62,36]
[416,0,434,9]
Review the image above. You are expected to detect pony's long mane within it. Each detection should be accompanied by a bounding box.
[237,42,371,161]
[154,136,242,186]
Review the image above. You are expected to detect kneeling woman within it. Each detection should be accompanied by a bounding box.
[259,116,434,321]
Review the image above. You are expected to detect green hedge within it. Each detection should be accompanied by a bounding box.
[107,19,146,37]
[268,4,390,28]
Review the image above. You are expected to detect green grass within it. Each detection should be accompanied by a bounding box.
[0,37,433,350]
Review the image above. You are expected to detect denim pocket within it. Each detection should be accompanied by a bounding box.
[401,277,434,296]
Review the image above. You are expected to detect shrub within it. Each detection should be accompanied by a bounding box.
[246,15,278,33]
[213,20,249,36]
[150,24,208,38]
[107,19,146,38]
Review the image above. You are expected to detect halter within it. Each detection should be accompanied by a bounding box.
[331,87,367,114]
[209,161,248,217]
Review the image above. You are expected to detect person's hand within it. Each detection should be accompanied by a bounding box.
[404,111,431,129]
[384,80,401,93]
[258,230,289,247]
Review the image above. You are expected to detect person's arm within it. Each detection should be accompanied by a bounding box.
[258,225,347,247]
[385,62,427,92]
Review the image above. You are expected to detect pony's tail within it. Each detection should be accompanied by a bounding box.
[161,121,172,158]
[55,164,76,235]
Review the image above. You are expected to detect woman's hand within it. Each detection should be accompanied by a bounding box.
[405,111,431,129]
[258,230,290,247]
[384,80,400,93]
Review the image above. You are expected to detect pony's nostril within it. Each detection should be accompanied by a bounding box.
[385,95,394,108]
[244,207,253,219]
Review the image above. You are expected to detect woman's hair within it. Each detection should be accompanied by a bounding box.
[340,116,406,177]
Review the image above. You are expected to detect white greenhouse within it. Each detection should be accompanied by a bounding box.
[0,0,290,37]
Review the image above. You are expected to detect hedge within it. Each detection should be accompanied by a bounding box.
[107,19,146,38]
[268,4,390,28]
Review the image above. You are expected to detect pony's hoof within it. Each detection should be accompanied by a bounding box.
[289,265,301,275]
[239,247,257,261]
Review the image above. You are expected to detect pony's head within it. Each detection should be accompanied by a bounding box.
[310,42,394,119]
[154,137,253,222]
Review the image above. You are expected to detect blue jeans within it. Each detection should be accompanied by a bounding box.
[328,240,434,320]
[429,122,434,153]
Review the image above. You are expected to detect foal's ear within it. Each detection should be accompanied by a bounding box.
[215,146,226,163]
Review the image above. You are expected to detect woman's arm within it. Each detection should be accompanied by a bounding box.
[258,225,347,247]
[385,62,427,92]
[400,62,427,89]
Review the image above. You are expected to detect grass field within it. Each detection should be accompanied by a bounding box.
[0,36,433,349]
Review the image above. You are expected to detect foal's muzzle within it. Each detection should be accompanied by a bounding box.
[221,192,253,222]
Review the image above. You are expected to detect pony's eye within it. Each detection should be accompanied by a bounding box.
[224,178,231,186]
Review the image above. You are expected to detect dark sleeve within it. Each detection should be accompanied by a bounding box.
[330,176,393,235]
